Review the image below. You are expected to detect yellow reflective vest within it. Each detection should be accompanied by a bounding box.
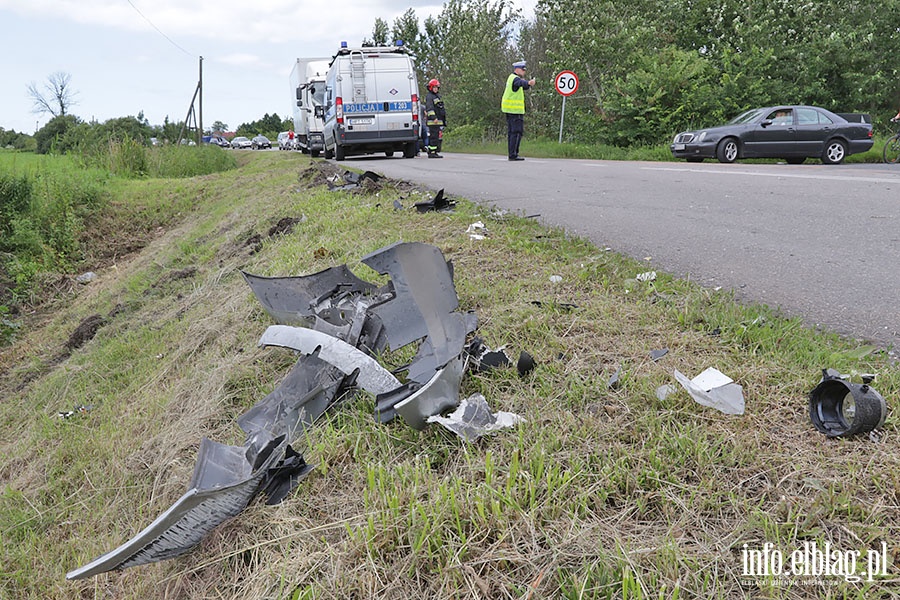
[501,74,525,114]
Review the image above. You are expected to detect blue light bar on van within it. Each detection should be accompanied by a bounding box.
[396,40,403,46]
[340,41,348,48]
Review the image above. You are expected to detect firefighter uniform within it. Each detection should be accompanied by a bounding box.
[425,79,445,158]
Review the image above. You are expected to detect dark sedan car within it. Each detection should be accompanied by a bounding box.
[670,105,873,164]
[251,135,272,150]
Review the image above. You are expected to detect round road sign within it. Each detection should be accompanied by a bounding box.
[554,71,579,97]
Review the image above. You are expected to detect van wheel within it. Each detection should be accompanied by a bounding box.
[335,144,345,161]
[311,150,320,158]
[385,151,394,157]
[402,142,416,158]
[324,146,334,159]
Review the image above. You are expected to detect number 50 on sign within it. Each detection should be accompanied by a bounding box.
[554,71,579,142]
[554,71,579,96]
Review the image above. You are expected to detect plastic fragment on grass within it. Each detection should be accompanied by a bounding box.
[414,188,454,212]
[674,367,745,415]
[636,271,656,282]
[649,348,669,361]
[427,393,525,442]
[259,325,400,395]
[394,354,465,430]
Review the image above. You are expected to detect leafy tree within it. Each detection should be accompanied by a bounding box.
[34,114,80,154]
[392,9,423,56]
[209,121,228,133]
[363,18,390,46]
[27,72,79,117]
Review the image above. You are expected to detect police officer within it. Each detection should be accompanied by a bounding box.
[501,60,535,161]
[425,78,445,158]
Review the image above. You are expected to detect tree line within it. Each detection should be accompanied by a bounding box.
[365,0,900,145]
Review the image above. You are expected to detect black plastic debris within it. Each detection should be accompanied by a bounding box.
[414,188,455,212]
[809,369,887,438]
[517,351,536,377]
[467,337,512,372]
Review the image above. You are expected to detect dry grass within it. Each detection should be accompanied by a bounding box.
[1,152,898,600]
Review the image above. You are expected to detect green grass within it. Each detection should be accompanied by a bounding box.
[0,152,897,599]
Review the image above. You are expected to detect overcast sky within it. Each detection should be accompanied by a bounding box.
[0,0,536,134]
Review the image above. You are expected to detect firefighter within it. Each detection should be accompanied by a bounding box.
[425,78,445,158]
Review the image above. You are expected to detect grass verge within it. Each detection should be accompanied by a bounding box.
[0,151,897,599]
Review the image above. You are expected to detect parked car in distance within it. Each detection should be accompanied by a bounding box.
[670,105,873,165]
[251,135,272,150]
[231,136,252,149]
[277,131,291,150]
[212,136,231,148]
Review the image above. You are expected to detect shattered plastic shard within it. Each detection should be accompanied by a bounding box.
[394,354,465,430]
[673,368,744,415]
[361,242,470,383]
[427,393,524,442]
[414,188,454,212]
[258,325,400,395]
[241,266,377,326]
[67,434,286,580]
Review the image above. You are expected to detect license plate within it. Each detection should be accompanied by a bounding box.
[349,118,374,125]
[673,143,685,151]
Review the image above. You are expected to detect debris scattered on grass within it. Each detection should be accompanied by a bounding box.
[674,367,745,415]
[75,272,97,284]
[427,394,525,442]
[649,348,669,361]
[636,271,657,282]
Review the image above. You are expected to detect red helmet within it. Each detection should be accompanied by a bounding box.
[427,78,440,91]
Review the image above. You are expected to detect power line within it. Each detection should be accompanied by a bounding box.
[125,0,195,57]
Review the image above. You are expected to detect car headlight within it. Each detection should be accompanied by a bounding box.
[697,131,707,143]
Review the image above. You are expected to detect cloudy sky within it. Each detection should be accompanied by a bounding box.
[0,0,536,135]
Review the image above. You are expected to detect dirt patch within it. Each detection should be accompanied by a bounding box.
[65,313,106,350]
[267,216,306,238]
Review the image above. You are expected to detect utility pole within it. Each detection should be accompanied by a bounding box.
[198,56,203,145]
[177,56,204,146]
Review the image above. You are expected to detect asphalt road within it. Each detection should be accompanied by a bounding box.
[338,152,900,350]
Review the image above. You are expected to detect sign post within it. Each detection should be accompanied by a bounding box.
[554,70,579,143]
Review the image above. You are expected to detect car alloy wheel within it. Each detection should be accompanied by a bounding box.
[716,138,738,163]
[823,140,846,164]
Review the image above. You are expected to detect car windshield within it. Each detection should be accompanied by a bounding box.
[727,108,767,125]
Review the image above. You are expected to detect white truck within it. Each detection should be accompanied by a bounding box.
[289,57,331,157]
[322,42,420,160]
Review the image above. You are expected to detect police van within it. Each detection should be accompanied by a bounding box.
[322,41,420,160]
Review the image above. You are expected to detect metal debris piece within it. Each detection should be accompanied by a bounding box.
[75,271,97,284]
[674,367,744,415]
[414,188,454,212]
[427,393,524,442]
[393,199,404,210]
[809,369,887,437]
[636,271,657,282]
[394,355,465,430]
[549,275,562,283]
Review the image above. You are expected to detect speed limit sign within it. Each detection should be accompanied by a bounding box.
[554,71,579,97]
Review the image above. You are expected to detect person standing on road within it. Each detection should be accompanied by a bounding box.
[501,60,535,161]
[425,79,446,158]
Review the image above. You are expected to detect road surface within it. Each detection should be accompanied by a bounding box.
[341,153,900,350]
